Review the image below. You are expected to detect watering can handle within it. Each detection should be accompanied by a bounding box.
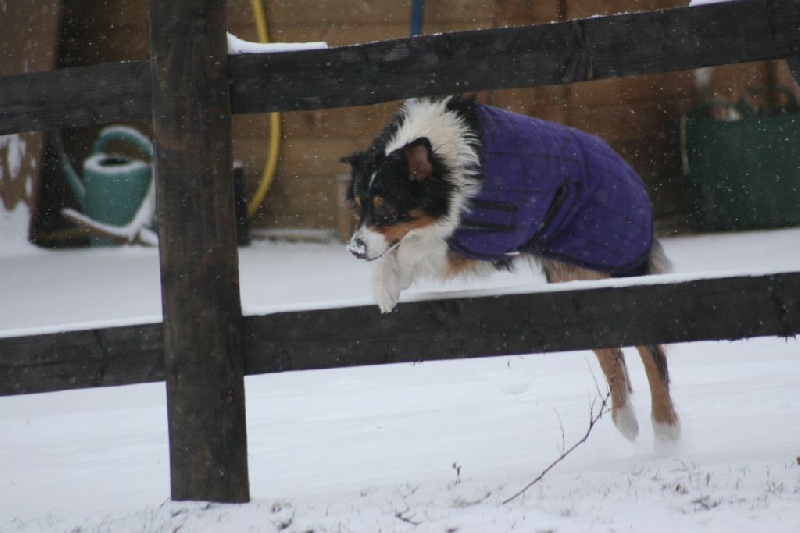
[92,126,154,159]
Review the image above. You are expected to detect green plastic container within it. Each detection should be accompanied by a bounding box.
[682,88,800,232]
[62,126,154,246]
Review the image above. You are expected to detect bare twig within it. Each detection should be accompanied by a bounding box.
[502,389,611,504]
[393,487,422,526]
[394,504,421,526]
[550,405,566,455]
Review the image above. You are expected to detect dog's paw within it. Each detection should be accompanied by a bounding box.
[652,415,681,444]
[375,285,399,313]
[612,402,639,441]
[373,253,402,313]
[373,273,400,313]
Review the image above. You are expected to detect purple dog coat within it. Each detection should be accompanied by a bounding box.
[448,105,653,276]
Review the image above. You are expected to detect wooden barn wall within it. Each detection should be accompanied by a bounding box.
[45,0,794,236]
[0,0,62,232]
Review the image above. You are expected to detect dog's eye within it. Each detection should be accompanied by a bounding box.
[372,197,398,226]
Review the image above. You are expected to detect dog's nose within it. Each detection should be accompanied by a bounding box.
[347,237,368,259]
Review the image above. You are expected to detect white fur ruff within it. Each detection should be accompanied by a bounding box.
[362,98,485,312]
[385,97,481,242]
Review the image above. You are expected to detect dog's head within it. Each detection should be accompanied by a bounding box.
[341,137,453,261]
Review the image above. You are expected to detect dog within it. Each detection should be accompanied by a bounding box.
[341,96,680,443]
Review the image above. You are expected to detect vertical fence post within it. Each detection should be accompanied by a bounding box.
[147,0,250,502]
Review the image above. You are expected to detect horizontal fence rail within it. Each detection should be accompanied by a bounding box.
[2,272,799,396]
[2,0,800,135]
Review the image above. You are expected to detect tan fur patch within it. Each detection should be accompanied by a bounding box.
[593,348,632,405]
[636,345,679,426]
[445,252,483,278]
[542,259,610,283]
[371,209,434,244]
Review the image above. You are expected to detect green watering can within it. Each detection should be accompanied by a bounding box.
[61,126,155,246]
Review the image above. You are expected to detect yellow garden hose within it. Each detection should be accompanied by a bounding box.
[247,0,281,219]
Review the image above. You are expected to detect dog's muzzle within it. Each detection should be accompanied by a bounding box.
[347,237,368,259]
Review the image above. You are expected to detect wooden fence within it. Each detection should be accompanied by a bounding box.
[1,0,800,504]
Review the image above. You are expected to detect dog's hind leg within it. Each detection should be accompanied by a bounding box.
[541,259,639,440]
[594,348,639,441]
[636,344,680,442]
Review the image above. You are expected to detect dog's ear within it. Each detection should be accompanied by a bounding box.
[340,152,366,170]
[405,138,434,181]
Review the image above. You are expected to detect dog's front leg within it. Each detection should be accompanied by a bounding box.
[372,248,415,313]
[373,250,402,313]
[372,238,421,313]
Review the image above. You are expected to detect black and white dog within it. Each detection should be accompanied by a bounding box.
[341,96,679,443]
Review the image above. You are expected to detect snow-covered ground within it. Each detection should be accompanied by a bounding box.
[1,224,800,532]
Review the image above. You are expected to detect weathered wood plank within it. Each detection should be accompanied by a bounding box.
[229,0,800,114]
[0,62,151,134]
[2,272,798,396]
[2,0,800,134]
[0,324,163,396]
[148,0,250,503]
[243,272,800,373]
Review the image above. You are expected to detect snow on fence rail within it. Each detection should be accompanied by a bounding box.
[1,0,799,504]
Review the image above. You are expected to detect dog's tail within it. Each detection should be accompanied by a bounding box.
[646,238,672,275]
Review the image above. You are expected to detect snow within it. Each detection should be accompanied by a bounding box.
[82,153,149,177]
[1,222,799,531]
[226,32,328,55]
[0,134,26,182]
[0,203,36,254]
[689,0,732,6]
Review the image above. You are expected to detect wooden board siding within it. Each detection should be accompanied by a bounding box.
[227,1,496,232]
[1,0,62,234]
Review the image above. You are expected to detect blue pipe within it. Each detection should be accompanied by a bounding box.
[410,0,425,36]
